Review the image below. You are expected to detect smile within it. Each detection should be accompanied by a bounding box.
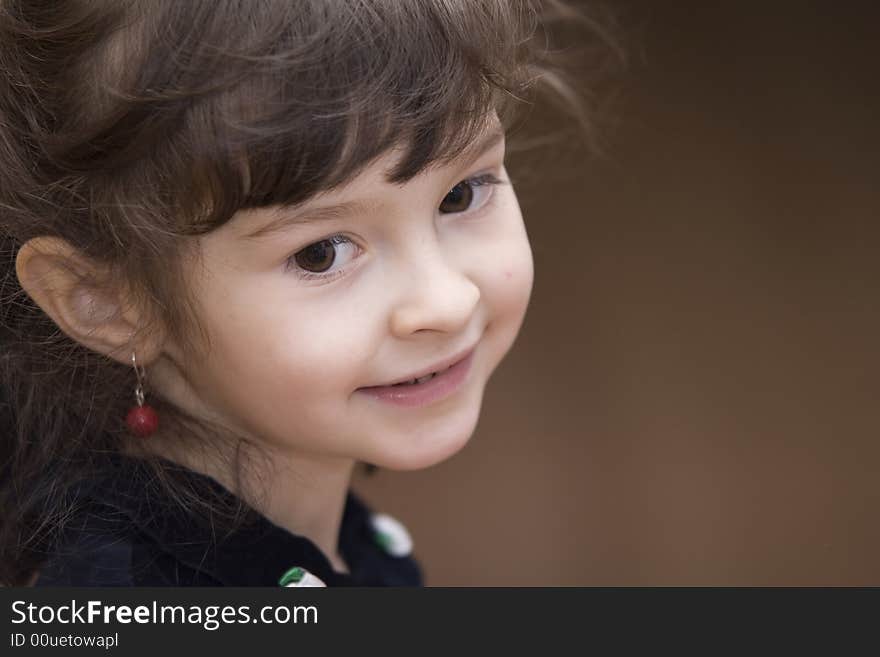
[357,348,475,408]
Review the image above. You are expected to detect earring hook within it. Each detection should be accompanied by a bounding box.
[131,350,146,407]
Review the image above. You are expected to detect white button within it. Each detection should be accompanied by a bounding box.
[370,512,414,557]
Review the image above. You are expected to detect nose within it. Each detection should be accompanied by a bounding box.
[389,247,481,337]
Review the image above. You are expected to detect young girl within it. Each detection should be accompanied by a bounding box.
[0,0,602,586]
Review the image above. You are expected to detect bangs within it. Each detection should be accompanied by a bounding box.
[139,0,539,233]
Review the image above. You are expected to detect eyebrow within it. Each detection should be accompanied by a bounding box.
[241,127,506,241]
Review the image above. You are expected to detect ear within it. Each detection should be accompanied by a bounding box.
[15,236,165,367]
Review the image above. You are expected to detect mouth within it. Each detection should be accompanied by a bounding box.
[361,346,476,390]
[356,347,476,407]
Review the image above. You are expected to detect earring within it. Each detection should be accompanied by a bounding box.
[125,350,159,438]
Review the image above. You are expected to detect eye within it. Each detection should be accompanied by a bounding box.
[287,235,359,282]
[439,174,505,214]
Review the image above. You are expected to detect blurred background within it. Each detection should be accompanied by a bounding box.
[354,0,880,585]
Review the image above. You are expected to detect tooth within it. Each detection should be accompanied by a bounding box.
[390,371,440,387]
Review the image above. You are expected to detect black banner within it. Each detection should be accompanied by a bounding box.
[1,588,876,654]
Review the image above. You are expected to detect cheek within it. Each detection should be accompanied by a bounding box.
[468,201,534,372]
[192,286,363,414]
[196,311,363,446]
[486,188,534,311]
[221,309,360,391]
[482,227,535,320]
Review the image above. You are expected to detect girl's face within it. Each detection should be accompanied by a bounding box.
[163,123,533,470]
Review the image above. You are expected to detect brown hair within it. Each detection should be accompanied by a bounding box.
[0,0,619,585]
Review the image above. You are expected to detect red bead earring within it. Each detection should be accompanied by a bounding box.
[125,350,159,438]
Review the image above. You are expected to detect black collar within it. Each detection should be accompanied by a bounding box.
[79,454,420,587]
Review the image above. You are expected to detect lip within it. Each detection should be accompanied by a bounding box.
[368,345,478,388]
[356,347,475,408]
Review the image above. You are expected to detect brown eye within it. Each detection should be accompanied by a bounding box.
[439,181,474,214]
[287,235,359,281]
[293,239,336,272]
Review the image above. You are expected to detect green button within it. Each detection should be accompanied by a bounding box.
[278,566,305,586]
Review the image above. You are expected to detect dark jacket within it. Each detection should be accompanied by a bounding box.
[34,455,423,587]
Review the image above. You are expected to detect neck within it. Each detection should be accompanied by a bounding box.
[256,450,356,574]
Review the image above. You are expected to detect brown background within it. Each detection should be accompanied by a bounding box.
[353,1,880,585]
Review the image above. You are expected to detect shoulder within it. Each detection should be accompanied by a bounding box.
[34,503,135,586]
[35,501,221,587]
[33,465,223,587]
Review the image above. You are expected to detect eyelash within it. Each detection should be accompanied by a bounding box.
[285,173,507,283]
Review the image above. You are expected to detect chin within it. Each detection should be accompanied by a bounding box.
[371,414,481,471]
